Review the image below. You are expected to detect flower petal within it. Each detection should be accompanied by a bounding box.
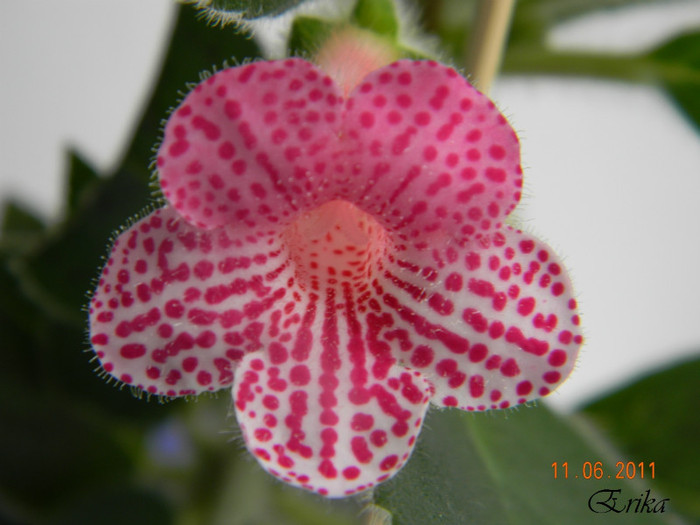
[88,206,297,396]
[379,228,582,409]
[342,60,523,247]
[157,58,342,230]
[157,58,522,248]
[233,287,432,497]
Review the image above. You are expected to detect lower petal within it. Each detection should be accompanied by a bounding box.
[232,288,432,497]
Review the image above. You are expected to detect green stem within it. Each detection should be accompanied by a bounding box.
[502,48,700,85]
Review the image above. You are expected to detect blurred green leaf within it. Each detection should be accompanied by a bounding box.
[15,169,150,324]
[52,487,173,525]
[3,151,107,322]
[502,29,700,131]
[375,404,676,524]
[0,258,49,381]
[0,389,133,519]
[649,31,700,131]
[187,0,309,22]
[353,0,399,39]
[516,0,683,26]
[654,30,700,69]
[412,0,477,64]
[1,254,179,521]
[1,254,175,432]
[209,459,360,525]
[582,356,700,520]
[0,203,44,238]
[507,0,685,47]
[0,201,45,256]
[66,150,101,214]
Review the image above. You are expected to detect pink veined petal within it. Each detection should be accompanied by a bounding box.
[88,206,298,396]
[378,228,582,410]
[231,199,431,497]
[233,291,432,498]
[157,58,342,230]
[341,60,523,248]
[157,58,522,251]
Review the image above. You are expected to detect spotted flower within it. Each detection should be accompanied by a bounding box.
[89,58,582,497]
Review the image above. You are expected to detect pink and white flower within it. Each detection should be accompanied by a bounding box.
[88,58,582,497]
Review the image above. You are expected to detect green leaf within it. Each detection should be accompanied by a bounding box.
[649,31,700,131]
[0,257,50,378]
[516,0,683,26]
[187,0,308,24]
[411,0,477,63]
[65,150,101,214]
[0,256,175,427]
[52,487,173,525]
[14,169,150,324]
[0,200,45,256]
[375,405,676,524]
[502,29,700,131]
[582,356,700,521]
[0,202,44,237]
[0,388,133,519]
[509,0,682,45]
[353,0,399,40]
[654,30,700,69]
[1,257,177,520]
[208,459,360,525]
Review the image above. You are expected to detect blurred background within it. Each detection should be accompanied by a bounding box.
[1,1,699,524]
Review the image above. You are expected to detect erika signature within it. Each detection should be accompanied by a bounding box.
[588,488,669,514]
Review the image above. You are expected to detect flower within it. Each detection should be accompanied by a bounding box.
[88,58,582,497]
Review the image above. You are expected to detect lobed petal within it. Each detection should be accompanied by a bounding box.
[88,206,299,396]
[157,58,342,230]
[157,59,523,252]
[228,200,431,497]
[233,286,432,497]
[342,60,523,248]
[378,228,582,410]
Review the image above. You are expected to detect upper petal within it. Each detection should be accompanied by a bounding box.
[342,60,523,247]
[157,58,342,230]
[157,58,522,251]
[378,228,582,409]
[88,206,297,396]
